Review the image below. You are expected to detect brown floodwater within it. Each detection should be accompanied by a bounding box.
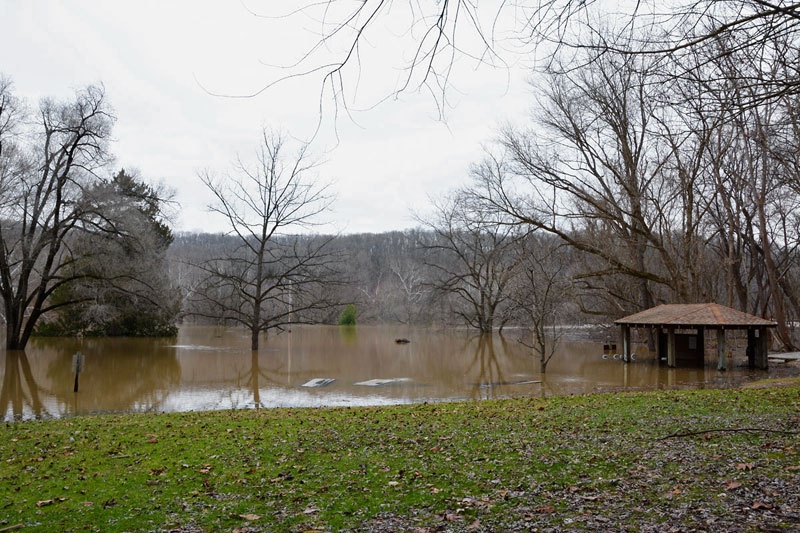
[1,325,798,420]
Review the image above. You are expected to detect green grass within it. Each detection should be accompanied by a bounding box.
[1,387,799,531]
[743,376,800,388]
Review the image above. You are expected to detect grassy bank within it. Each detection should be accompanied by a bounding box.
[1,387,799,532]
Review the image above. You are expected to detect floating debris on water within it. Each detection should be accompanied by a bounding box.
[354,378,411,387]
[165,345,222,351]
[476,379,542,389]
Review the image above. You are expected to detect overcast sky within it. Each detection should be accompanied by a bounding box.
[0,1,534,234]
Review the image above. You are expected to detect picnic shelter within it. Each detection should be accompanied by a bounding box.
[614,303,776,370]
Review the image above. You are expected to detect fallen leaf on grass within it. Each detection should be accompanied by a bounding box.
[468,519,481,529]
[666,488,681,498]
[752,501,773,510]
[146,438,158,444]
[725,481,741,490]
[736,463,755,471]
[534,505,556,513]
[36,497,66,507]
[786,465,800,472]
[238,513,261,520]
[303,506,319,514]
[387,481,400,486]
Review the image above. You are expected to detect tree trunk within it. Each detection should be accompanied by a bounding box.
[5,303,24,350]
[251,350,260,406]
[757,181,795,351]
[251,326,259,351]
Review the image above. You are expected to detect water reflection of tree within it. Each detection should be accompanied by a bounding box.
[1,351,49,420]
[230,349,291,409]
[466,334,506,400]
[338,325,357,345]
[35,337,182,415]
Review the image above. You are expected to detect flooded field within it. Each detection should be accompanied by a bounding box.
[2,325,798,420]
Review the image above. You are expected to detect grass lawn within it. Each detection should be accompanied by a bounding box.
[1,387,799,531]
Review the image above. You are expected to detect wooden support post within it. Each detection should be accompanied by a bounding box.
[698,327,705,364]
[667,327,676,368]
[758,327,769,370]
[747,328,756,368]
[655,328,663,362]
[717,329,727,371]
[622,325,631,363]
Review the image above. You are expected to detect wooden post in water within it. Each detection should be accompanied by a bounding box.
[667,327,676,368]
[655,328,663,363]
[717,329,727,371]
[758,327,769,370]
[698,327,705,364]
[72,352,84,393]
[621,325,631,363]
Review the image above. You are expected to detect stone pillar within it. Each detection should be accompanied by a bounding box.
[667,327,676,368]
[717,329,727,371]
[747,328,756,368]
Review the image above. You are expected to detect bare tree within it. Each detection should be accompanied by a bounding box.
[512,234,572,373]
[0,78,115,349]
[468,50,681,319]
[418,191,522,332]
[193,130,339,350]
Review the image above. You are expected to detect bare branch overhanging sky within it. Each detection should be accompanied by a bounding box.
[0,0,533,234]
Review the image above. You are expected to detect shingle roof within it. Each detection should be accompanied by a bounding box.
[614,303,776,328]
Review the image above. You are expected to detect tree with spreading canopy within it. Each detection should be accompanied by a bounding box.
[0,77,116,349]
[34,169,179,337]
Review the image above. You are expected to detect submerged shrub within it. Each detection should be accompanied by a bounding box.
[338,304,358,326]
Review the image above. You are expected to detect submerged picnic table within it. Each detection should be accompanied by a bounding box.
[768,352,800,363]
